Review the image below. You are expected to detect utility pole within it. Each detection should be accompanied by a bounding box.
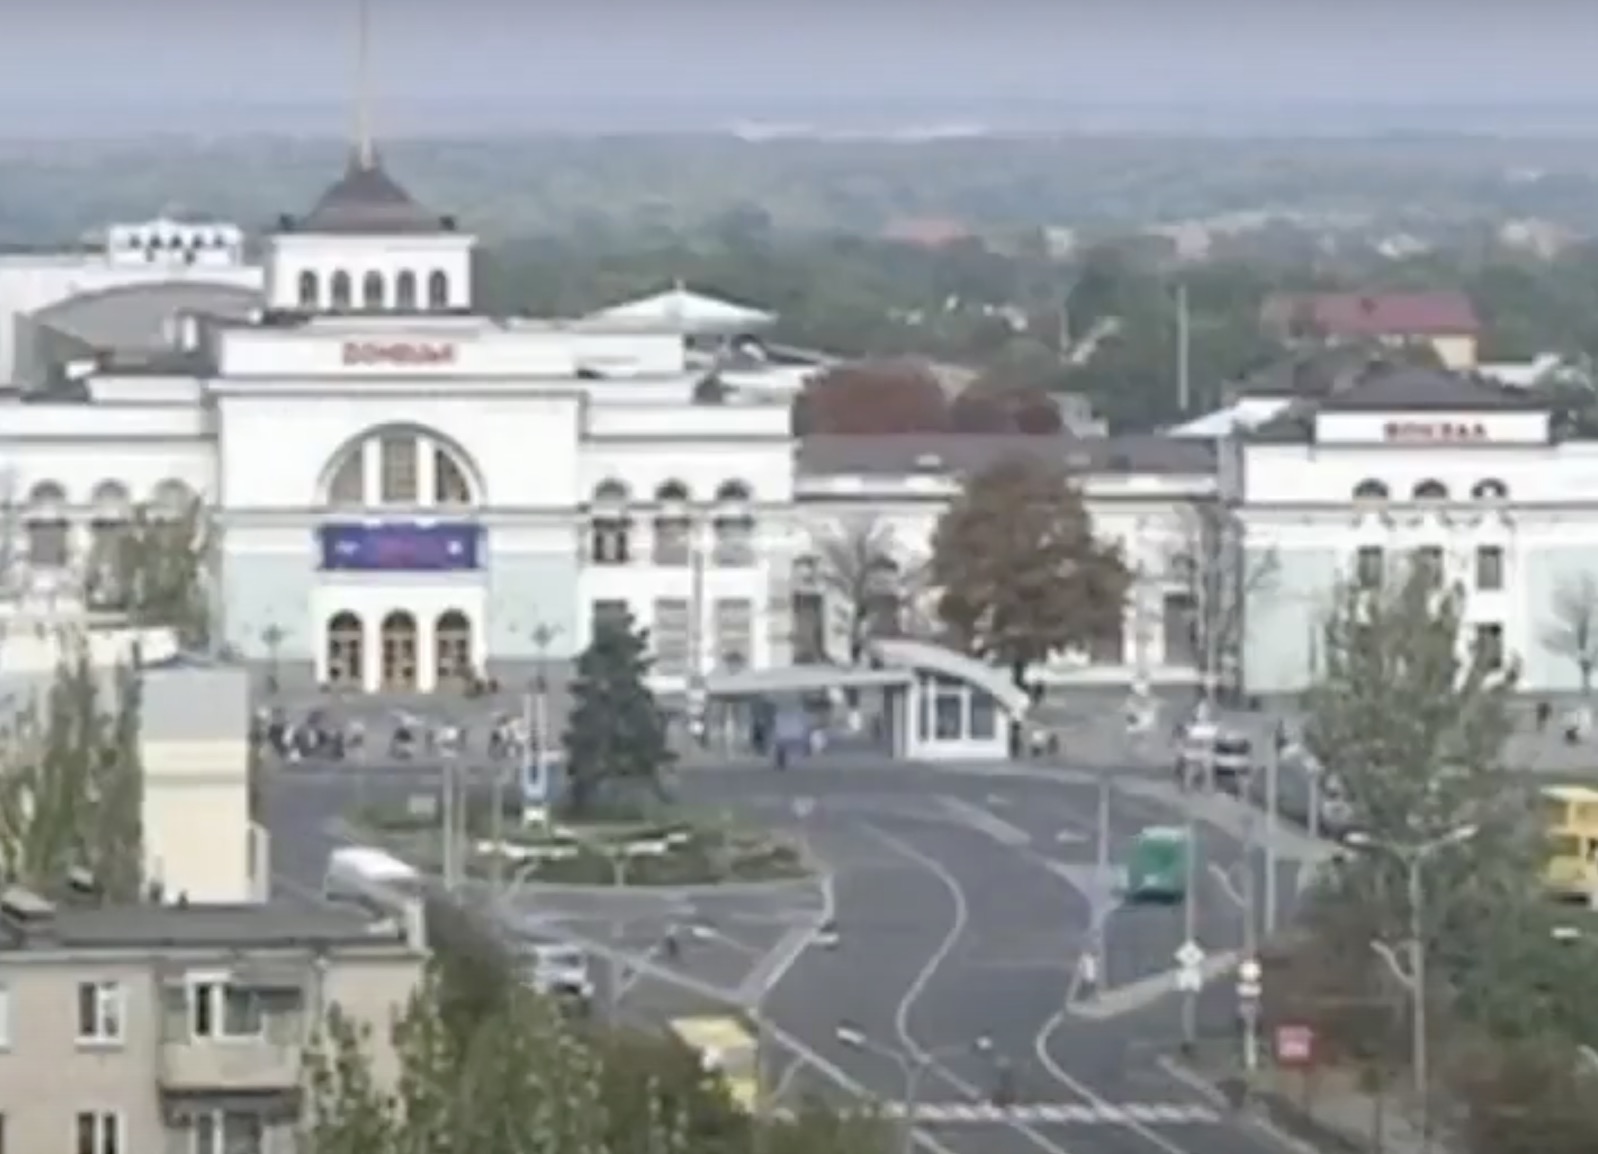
[687,522,708,744]
[1176,281,1191,415]
[1094,761,1111,985]
[1263,727,1281,936]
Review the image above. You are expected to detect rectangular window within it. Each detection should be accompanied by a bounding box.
[933,682,965,739]
[969,693,997,740]
[1474,545,1504,592]
[589,600,629,642]
[378,434,418,504]
[75,1111,120,1154]
[190,980,263,1040]
[1355,546,1384,588]
[713,598,755,671]
[1474,623,1505,671]
[711,517,756,567]
[652,515,691,566]
[76,981,123,1044]
[1161,592,1198,666]
[1415,546,1445,585]
[791,591,825,663]
[193,1112,265,1154]
[652,598,690,677]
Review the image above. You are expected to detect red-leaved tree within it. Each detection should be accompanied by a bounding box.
[792,361,950,435]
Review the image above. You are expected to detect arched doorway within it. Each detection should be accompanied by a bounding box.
[326,612,364,689]
[434,610,473,690]
[379,611,418,690]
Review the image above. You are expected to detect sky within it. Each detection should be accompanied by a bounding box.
[4,2,1598,134]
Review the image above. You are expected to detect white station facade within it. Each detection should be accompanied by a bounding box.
[0,149,1587,762]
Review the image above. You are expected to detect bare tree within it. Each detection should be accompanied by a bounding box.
[805,516,924,664]
[1543,573,1598,693]
[1166,502,1279,696]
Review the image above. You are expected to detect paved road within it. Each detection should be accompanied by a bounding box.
[673,764,1309,1154]
[261,756,1315,1154]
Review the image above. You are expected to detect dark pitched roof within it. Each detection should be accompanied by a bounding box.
[291,154,447,236]
[1319,365,1544,412]
[797,433,1214,478]
[1261,291,1481,338]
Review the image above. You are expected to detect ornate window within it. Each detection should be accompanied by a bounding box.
[1471,478,1508,501]
[395,270,417,310]
[434,449,472,506]
[434,610,472,688]
[24,480,70,569]
[328,454,364,507]
[379,611,418,690]
[326,612,364,689]
[322,428,479,509]
[329,270,352,310]
[711,480,755,567]
[361,270,385,309]
[1352,479,1389,501]
[589,481,631,565]
[427,270,449,310]
[1412,479,1449,501]
[296,270,319,309]
[652,480,691,566]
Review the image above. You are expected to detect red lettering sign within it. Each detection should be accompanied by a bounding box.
[1274,1024,1316,1068]
[341,341,457,368]
[1382,420,1488,443]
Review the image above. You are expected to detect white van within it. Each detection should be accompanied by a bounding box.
[515,939,594,1003]
[1175,722,1253,791]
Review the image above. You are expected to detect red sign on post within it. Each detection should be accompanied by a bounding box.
[341,341,457,368]
[1274,1024,1316,1067]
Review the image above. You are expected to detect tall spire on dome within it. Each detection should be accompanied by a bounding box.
[353,0,375,169]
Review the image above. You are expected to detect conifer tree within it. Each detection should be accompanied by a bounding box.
[563,611,673,815]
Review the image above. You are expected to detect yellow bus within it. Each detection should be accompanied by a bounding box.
[667,1015,760,1114]
[1540,785,1598,901]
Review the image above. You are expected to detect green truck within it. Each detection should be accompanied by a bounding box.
[1126,825,1190,903]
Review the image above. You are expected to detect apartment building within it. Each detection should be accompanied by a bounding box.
[0,885,425,1154]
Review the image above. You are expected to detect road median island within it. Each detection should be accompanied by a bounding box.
[354,798,814,888]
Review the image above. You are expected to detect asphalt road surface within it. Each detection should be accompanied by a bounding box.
[261,755,1319,1154]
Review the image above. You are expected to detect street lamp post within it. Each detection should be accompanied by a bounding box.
[834,1024,994,1154]
[1347,823,1478,1150]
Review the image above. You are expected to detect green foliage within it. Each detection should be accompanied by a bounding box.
[1451,1034,1598,1154]
[931,459,1131,686]
[562,612,674,816]
[87,499,212,649]
[0,635,143,899]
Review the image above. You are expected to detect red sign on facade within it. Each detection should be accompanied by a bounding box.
[1383,420,1488,444]
[1274,1024,1316,1067]
[341,341,458,368]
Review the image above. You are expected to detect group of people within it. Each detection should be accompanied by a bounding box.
[252,705,553,766]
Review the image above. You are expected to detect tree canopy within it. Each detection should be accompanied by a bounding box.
[562,611,674,815]
[930,459,1130,686]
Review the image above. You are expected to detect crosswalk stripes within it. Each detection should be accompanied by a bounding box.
[876,1101,1222,1125]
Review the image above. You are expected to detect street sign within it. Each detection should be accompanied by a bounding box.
[522,755,549,825]
[1274,1024,1315,1067]
[1175,967,1205,993]
[1175,940,1205,970]
[792,797,815,820]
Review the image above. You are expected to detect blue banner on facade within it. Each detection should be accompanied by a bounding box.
[318,523,483,572]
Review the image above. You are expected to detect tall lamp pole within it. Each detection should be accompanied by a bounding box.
[1348,823,1478,1150]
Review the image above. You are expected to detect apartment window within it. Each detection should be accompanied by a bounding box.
[713,598,755,670]
[76,1111,121,1154]
[190,980,264,1039]
[1355,546,1384,588]
[1475,623,1505,671]
[589,599,630,642]
[76,981,123,1044]
[1416,546,1445,585]
[193,1112,265,1154]
[652,598,691,676]
[1475,545,1504,592]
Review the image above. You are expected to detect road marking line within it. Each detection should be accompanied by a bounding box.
[937,795,1033,847]
[1068,950,1243,1021]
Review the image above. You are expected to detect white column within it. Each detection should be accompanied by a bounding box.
[417,612,437,692]
[416,438,437,508]
[363,614,382,693]
[360,439,381,507]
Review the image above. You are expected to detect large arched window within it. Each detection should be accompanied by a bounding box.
[379,611,418,691]
[712,480,755,567]
[86,480,132,607]
[318,426,481,509]
[1352,479,1389,501]
[297,270,319,309]
[361,270,385,309]
[426,270,449,310]
[1412,479,1449,501]
[589,480,631,565]
[150,478,196,517]
[434,610,473,689]
[395,270,418,310]
[24,480,69,569]
[653,480,691,566]
[329,270,352,310]
[1471,478,1509,501]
